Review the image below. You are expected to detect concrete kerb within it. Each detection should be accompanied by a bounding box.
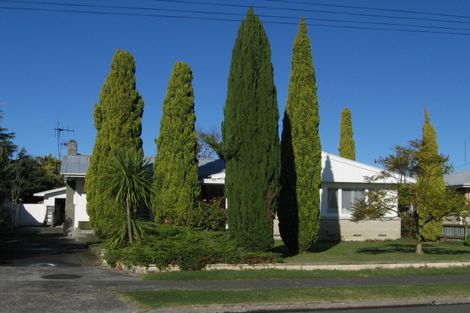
[89,244,470,274]
[114,261,470,275]
[146,297,470,313]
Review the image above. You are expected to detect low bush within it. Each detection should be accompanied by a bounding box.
[104,223,281,271]
[189,200,226,231]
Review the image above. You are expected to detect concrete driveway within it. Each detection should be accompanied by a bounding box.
[0,226,139,313]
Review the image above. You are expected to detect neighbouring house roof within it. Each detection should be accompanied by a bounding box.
[33,187,66,198]
[445,170,470,187]
[60,154,224,180]
[60,155,91,177]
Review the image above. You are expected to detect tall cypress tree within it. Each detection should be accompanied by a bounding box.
[152,62,200,225]
[222,8,280,251]
[279,19,321,254]
[417,110,445,241]
[339,107,356,160]
[86,50,144,238]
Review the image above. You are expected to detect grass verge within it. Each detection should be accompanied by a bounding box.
[125,282,470,308]
[144,266,470,281]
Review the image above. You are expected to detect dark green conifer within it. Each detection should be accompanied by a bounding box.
[339,108,356,160]
[279,19,321,253]
[152,62,200,225]
[222,8,280,251]
[86,50,144,238]
[417,110,445,241]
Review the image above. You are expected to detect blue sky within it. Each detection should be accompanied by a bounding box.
[1,0,470,170]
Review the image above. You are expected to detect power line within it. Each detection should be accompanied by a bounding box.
[265,0,470,20]
[142,0,470,25]
[3,0,470,32]
[2,3,470,36]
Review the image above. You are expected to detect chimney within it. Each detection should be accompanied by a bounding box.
[67,140,78,156]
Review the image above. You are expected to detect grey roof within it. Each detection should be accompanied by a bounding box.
[198,158,225,177]
[445,170,470,187]
[60,155,90,177]
[61,155,224,178]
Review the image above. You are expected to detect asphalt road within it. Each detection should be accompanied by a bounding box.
[1,227,470,313]
[0,226,138,313]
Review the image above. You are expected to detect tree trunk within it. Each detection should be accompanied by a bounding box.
[127,200,133,244]
[414,210,423,254]
[416,236,423,254]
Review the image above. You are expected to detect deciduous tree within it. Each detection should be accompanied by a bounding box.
[352,136,468,254]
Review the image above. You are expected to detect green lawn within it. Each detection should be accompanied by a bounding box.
[126,282,470,308]
[273,239,470,264]
[144,266,470,281]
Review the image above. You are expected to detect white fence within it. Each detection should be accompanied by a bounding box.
[4,203,47,227]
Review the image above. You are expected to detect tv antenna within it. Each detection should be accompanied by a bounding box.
[54,118,75,158]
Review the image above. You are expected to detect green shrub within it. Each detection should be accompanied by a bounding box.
[463,235,470,247]
[190,200,226,231]
[106,219,147,249]
[104,224,281,271]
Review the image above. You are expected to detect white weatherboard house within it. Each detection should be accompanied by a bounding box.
[61,141,403,241]
[204,152,403,241]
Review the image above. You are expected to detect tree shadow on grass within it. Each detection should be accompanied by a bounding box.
[357,242,470,255]
[308,241,340,253]
[271,240,339,257]
[271,244,291,257]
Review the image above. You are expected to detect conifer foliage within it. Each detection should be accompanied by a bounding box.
[339,107,356,160]
[222,9,280,251]
[279,19,322,253]
[417,110,445,241]
[86,50,144,238]
[152,62,200,225]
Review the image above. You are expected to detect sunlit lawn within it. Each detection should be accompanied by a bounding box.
[272,239,470,264]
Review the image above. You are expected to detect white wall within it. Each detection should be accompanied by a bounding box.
[73,178,89,228]
[19,204,47,226]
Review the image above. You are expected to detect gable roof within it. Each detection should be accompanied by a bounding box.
[321,151,409,184]
[203,151,413,185]
[33,187,66,198]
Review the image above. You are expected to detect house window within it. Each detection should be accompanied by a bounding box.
[327,188,339,214]
[342,189,365,214]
